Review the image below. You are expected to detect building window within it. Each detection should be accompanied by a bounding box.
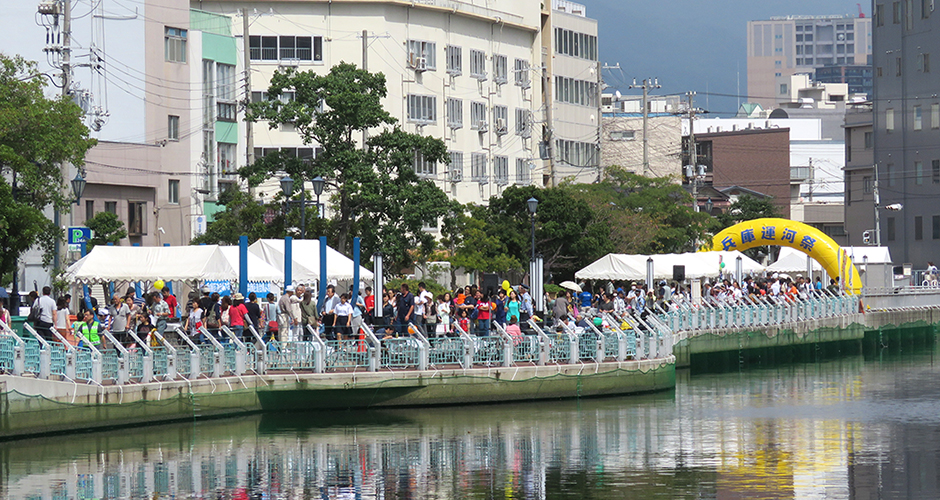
[168,180,180,204]
[406,94,436,124]
[915,105,923,130]
[916,160,924,184]
[493,156,509,186]
[933,103,940,128]
[780,83,788,95]
[470,101,487,130]
[471,153,487,184]
[897,57,903,76]
[85,200,94,220]
[906,0,914,29]
[876,4,885,26]
[919,53,931,72]
[514,59,531,88]
[515,108,532,137]
[446,46,462,75]
[250,35,322,62]
[934,215,940,239]
[933,159,940,183]
[493,55,508,84]
[128,201,147,236]
[923,0,932,18]
[515,158,531,185]
[165,27,187,63]
[894,1,902,23]
[218,143,236,175]
[864,131,873,148]
[407,40,436,70]
[887,217,896,241]
[915,216,924,240]
[168,115,179,140]
[216,63,237,122]
[493,105,508,135]
[470,50,486,79]
[448,151,463,182]
[863,176,874,194]
[446,98,463,129]
[886,108,895,132]
[105,201,117,215]
[413,151,436,178]
[610,130,636,141]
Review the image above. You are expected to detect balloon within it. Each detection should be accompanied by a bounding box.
[719,262,725,269]
[502,280,511,292]
[154,279,165,290]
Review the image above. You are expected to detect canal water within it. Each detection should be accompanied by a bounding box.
[2,329,938,499]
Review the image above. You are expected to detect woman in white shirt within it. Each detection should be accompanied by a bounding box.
[55,296,72,344]
[436,293,451,336]
[332,293,353,341]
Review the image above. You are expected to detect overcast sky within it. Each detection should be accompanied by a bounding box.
[584,0,866,115]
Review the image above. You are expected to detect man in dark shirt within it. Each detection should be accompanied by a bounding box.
[396,284,415,335]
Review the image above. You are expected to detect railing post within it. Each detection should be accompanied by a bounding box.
[0,320,26,376]
[24,324,55,380]
[413,329,429,371]
[453,322,474,369]
[73,331,103,384]
[528,320,550,366]
[305,325,327,373]
[145,330,176,380]
[247,324,267,374]
[196,326,224,378]
[220,326,247,376]
[102,331,130,385]
[603,314,629,361]
[177,327,205,378]
[361,324,381,372]
[492,322,514,367]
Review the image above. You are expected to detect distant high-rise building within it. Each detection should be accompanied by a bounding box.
[747,15,872,108]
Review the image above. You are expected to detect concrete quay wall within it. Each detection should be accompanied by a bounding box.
[674,307,940,368]
[0,357,675,440]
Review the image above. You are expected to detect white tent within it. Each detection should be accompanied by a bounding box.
[575,251,764,281]
[767,246,892,274]
[65,245,240,284]
[218,246,284,283]
[248,239,374,285]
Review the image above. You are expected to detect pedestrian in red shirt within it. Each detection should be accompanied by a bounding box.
[162,289,178,318]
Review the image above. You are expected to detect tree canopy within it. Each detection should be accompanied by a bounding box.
[0,54,96,279]
[84,211,127,250]
[242,62,450,273]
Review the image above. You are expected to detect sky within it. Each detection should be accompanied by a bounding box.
[584,0,866,116]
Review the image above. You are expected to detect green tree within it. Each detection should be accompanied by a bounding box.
[243,62,449,271]
[436,202,520,288]
[486,185,613,281]
[190,189,331,245]
[84,211,127,250]
[0,54,96,280]
[598,167,711,253]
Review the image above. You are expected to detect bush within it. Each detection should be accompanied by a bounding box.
[544,284,565,294]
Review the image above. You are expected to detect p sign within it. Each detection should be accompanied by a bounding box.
[67,226,92,245]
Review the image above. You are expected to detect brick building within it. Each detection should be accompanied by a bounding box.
[683,128,791,219]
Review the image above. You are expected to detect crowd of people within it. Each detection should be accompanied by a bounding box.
[5,272,847,350]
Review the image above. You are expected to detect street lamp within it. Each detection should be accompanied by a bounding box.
[311,175,325,219]
[71,172,86,204]
[527,197,538,262]
[704,197,713,215]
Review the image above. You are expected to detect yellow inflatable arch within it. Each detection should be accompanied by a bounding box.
[710,218,862,294]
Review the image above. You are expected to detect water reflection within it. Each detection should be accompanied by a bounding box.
[2,335,939,499]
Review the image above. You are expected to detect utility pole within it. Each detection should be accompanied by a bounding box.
[596,60,603,183]
[362,30,369,145]
[55,0,73,272]
[542,62,555,187]
[687,91,699,212]
[807,157,814,202]
[242,8,254,173]
[629,78,660,177]
[873,162,882,246]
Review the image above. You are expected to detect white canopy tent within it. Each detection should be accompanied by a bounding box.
[767,246,892,274]
[576,251,764,282]
[65,245,244,284]
[217,246,284,283]
[248,239,374,285]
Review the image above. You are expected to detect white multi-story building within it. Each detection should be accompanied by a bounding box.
[200,0,601,206]
[200,0,545,207]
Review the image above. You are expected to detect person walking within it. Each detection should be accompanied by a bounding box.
[277,286,295,342]
[229,293,248,342]
[150,291,170,338]
[55,296,73,345]
[332,293,353,341]
[320,285,339,341]
[300,291,318,341]
[74,309,102,348]
[35,286,57,342]
[108,294,131,346]
[263,293,279,343]
[245,292,262,339]
[396,284,415,336]
[186,299,203,343]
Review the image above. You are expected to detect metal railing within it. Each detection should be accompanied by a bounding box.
[0,313,678,385]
